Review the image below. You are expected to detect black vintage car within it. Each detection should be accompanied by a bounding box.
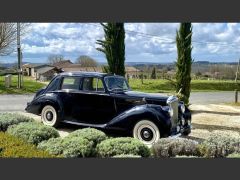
[25,72,191,145]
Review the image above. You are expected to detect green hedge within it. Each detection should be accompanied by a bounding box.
[38,128,108,157]
[112,154,142,158]
[7,122,60,145]
[198,132,240,158]
[38,137,94,158]
[227,153,240,158]
[0,132,56,158]
[37,137,64,156]
[97,137,151,157]
[66,128,108,147]
[151,137,200,158]
[62,137,94,158]
[0,113,34,132]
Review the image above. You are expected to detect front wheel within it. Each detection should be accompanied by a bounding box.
[41,105,59,127]
[133,120,160,146]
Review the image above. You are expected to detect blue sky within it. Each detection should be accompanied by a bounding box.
[1,23,240,64]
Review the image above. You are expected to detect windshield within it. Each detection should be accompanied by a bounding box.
[104,76,130,91]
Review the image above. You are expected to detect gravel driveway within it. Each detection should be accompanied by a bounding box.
[0,91,239,138]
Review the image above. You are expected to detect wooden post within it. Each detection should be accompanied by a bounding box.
[235,59,240,82]
[235,89,238,103]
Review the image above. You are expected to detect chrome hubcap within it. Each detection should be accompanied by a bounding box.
[140,128,154,142]
[46,111,53,121]
[143,130,150,138]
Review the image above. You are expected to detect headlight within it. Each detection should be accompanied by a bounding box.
[168,107,173,117]
[180,104,185,113]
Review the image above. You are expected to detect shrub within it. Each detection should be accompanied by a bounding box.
[0,113,34,132]
[67,128,107,147]
[0,132,56,158]
[62,137,94,158]
[198,132,240,158]
[227,153,240,158]
[112,154,142,158]
[175,155,200,158]
[151,137,199,158]
[7,122,60,145]
[37,138,64,156]
[97,137,151,157]
[38,135,96,157]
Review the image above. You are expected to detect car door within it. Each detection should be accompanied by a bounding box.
[71,76,116,124]
[57,76,82,120]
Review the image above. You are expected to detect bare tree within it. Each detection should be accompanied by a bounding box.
[0,23,29,56]
[76,55,98,67]
[47,54,65,64]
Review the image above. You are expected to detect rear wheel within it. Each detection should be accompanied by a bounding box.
[133,120,160,146]
[41,105,59,127]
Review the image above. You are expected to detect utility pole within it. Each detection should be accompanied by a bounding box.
[17,23,22,88]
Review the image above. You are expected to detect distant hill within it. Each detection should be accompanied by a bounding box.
[1,61,238,68]
[0,62,30,68]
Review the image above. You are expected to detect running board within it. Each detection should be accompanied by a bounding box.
[170,133,182,138]
[62,120,107,128]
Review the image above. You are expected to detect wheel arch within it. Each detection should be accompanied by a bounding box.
[40,99,64,120]
[106,105,171,137]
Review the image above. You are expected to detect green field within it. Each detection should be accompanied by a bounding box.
[0,75,45,94]
[1,75,240,94]
[129,79,240,93]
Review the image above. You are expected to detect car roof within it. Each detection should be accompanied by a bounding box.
[58,71,124,78]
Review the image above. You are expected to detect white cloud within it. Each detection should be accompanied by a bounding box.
[11,23,240,63]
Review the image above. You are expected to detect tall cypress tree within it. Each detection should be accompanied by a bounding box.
[96,23,125,76]
[175,23,193,104]
[151,67,157,79]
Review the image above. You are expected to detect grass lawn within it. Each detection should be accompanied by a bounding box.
[129,79,240,93]
[1,75,240,94]
[0,75,46,94]
[224,102,240,106]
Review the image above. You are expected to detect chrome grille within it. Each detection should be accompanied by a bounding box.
[166,96,179,128]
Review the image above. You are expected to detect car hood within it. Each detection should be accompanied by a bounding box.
[124,91,167,99]
[123,91,169,105]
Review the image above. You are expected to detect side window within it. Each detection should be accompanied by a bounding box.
[61,77,81,90]
[46,77,60,92]
[82,77,105,92]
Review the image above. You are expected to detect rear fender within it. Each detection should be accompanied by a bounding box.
[26,93,64,119]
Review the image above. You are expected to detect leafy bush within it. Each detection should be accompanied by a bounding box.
[198,132,240,158]
[0,132,56,158]
[62,137,94,158]
[97,137,151,157]
[37,137,64,156]
[67,128,107,147]
[7,122,60,145]
[112,154,142,158]
[227,153,240,158]
[151,137,199,158]
[175,155,200,158]
[38,136,94,157]
[0,113,34,132]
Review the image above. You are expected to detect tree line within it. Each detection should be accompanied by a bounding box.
[0,22,193,104]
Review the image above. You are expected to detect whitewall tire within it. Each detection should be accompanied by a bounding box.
[133,120,160,146]
[41,105,59,127]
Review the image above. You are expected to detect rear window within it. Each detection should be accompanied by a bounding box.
[82,77,105,92]
[46,77,60,92]
[61,77,81,90]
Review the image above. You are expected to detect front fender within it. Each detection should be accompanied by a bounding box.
[105,104,171,136]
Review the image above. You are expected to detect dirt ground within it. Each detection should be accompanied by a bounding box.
[189,104,240,141]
